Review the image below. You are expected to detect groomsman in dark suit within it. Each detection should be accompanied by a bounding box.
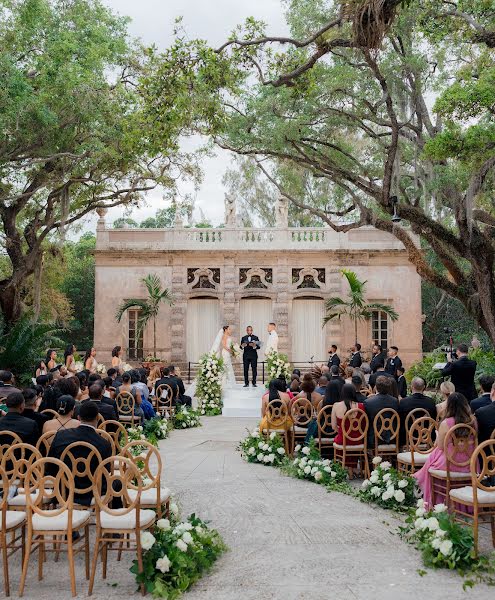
[241,326,260,387]
[349,343,362,368]
[370,344,386,374]
[327,344,341,369]
[385,346,402,379]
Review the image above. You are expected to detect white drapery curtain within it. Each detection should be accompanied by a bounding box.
[239,298,273,350]
[291,298,326,362]
[186,298,220,362]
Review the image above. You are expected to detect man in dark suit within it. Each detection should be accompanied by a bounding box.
[0,391,39,445]
[349,343,362,368]
[22,388,50,431]
[370,344,386,374]
[169,366,192,407]
[241,326,260,387]
[470,375,494,412]
[398,377,436,445]
[397,366,408,399]
[475,382,495,443]
[441,343,477,401]
[87,383,118,421]
[385,346,402,379]
[327,344,341,369]
[369,362,395,391]
[154,367,180,405]
[329,365,345,388]
[0,370,21,399]
[49,402,113,505]
[364,376,399,448]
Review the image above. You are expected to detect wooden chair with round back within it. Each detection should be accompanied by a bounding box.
[291,398,313,445]
[373,408,400,461]
[449,439,495,556]
[115,391,139,428]
[429,423,478,508]
[263,399,292,455]
[155,384,175,420]
[60,442,104,511]
[1,463,26,597]
[333,408,370,478]
[316,405,335,456]
[19,457,91,597]
[1,443,45,510]
[98,420,128,454]
[94,429,116,456]
[0,430,22,458]
[36,431,56,457]
[96,413,104,427]
[397,416,436,475]
[121,439,170,519]
[403,408,430,450]
[40,409,58,419]
[88,456,156,596]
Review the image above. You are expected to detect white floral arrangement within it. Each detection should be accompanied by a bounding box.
[73,361,84,372]
[265,348,291,383]
[196,352,224,416]
[284,441,349,489]
[238,428,286,466]
[96,362,107,375]
[121,362,133,372]
[174,406,202,429]
[230,342,241,359]
[359,456,418,511]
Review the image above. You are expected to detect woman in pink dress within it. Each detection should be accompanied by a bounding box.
[414,392,477,508]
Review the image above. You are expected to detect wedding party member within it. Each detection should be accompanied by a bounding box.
[470,375,495,412]
[397,366,408,399]
[45,349,58,371]
[414,393,477,508]
[398,377,436,444]
[241,326,259,387]
[0,392,39,445]
[0,370,21,398]
[21,388,49,430]
[264,322,279,356]
[370,344,385,374]
[111,345,123,372]
[43,395,79,434]
[349,343,362,368]
[436,381,456,422]
[474,381,495,443]
[441,343,477,401]
[169,365,192,407]
[327,344,341,369]
[364,376,399,448]
[385,346,402,378]
[64,344,77,374]
[260,379,293,431]
[83,347,98,373]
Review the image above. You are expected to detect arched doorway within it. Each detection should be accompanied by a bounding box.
[239,297,273,350]
[186,297,220,362]
[291,297,326,363]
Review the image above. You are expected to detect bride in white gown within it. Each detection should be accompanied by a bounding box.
[210,325,236,388]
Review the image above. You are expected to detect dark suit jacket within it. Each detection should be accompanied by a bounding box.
[470,393,491,413]
[369,370,395,391]
[49,424,112,503]
[0,411,39,445]
[155,377,179,404]
[398,393,437,445]
[475,403,495,443]
[385,356,402,378]
[364,393,399,447]
[22,408,50,431]
[441,356,477,401]
[327,353,341,368]
[349,352,362,368]
[241,335,259,360]
[370,353,386,373]
[397,375,408,399]
[0,384,22,399]
[170,375,186,398]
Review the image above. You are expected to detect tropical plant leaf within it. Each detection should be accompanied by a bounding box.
[362,302,399,321]
[115,299,150,322]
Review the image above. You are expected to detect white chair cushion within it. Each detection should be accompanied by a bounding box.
[99,508,155,530]
[319,437,335,443]
[6,510,26,529]
[127,487,171,504]
[449,486,495,505]
[428,469,472,479]
[32,509,90,531]
[119,416,135,422]
[397,452,429,465]
[377,444,397,451]
[9,491,52,507]
[294,426,309,432]
[333,443,364,450]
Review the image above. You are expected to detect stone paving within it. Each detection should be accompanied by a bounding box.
[7,416,494,599]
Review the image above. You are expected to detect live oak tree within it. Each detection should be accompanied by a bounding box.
[0,0,194,325]
[143,0,495,344]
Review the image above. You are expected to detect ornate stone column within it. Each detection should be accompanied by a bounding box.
[274,256,289,356]
[170,258,187,364]
[223,255,237,335]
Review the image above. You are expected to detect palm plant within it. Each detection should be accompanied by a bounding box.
[115,274,173,359]
[323,269,399,344]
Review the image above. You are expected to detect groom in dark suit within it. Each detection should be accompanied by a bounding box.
[241,326,260,388]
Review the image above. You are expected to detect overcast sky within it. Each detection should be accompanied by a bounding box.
[84,0,287,230]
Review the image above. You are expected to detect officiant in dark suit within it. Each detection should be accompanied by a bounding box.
[241,326,260,387]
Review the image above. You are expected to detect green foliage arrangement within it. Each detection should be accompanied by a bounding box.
[127,419,169,449]
[174,406,202,429]
[131,514,227,598]
[238,428,287,466]
[360,456,418,511]
[196,353,224,416]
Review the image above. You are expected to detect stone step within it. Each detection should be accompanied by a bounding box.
[221,384,262,418]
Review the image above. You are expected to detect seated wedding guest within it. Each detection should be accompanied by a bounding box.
[169,365,192,407]
[398,377,436,444]
[0,370,21,398]
[22,388,49,430]
[316,375,329,396]
[292,369,301,378]
[295,373,323,411]
[331,384,365,474]
[435,381,456,422]
[76,371,89,401]
[352,375,367,403]
[383,373,399,399]
[320,365,330,376]
[368,362,395,391]
[43,395,80,434]
[397,366,408,399]
[364,376,399,448]
[154,367,178,398]
[107,367,118,382]
[475,381,495,443]
[49,401,112,506]
[119,372,146,419]
[102,376,115,398]
[289,376,301,395]
[344,366,354,384]
[0,392,39,445]
[414,392,477,508]
[64,344,77,374]
[35,361,47,379]
[260,379,293,430]
[85,384,118,421]
[132,369,150,402]
[40,375,79,412]
[148,365,162,391]
[471,375,495,412]
[329,364,345,387]
[111,345,123,373]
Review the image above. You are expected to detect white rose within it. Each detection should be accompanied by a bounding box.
[270,432,276,440]
[195,526,204,535]
[294,458,299,465]
[314,471,323,482]
[323,459,331,466]
[417,499,426,509]
[268,454,275,463]
[398,480,408,489]
[330,471,336,478]
[248,447,256,455]
[415,507,426,517]
[257,453,264,462]
[394,490,405,503]
[156,555,171,573]
[362,479,371,489]
[324,466,332,473]
[370,474,379,484]
[426,517,439,532]
[258,442,264,449]
[372,456,382,465]
[382,491,392,501]
[182,532,193,544]
[294,444,301,453]
[311,467,318,474]
[381,461,391,470]
[170,502,179,517]
[383,473,391,482]
[431,537,442,550]
[300,458,307,466]
[182,423,187,428]
[304,466,311,474]
[434,503,447,513]
[308,460,314,466]
[371,486,381,497]
[302,446,310,455]
[263,444,270,451]
[263,455,270,463]
[252,430,260,438]
[435,528,447,538]
[140,531,155,551]
[176,539,188,552]
[157,518,171,531]
[439,540,453,556]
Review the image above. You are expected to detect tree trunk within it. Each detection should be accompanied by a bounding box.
[0,282,23,326]
[153,317,157,358]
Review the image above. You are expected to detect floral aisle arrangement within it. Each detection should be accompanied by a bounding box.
[282,441,350,492]
[174,406,202,429]
[265,348,291,383]
[128,418,168,448]
[359,456,417,511]
[196,352,224,416]
[131,512,227,598]
[238,428,287,466]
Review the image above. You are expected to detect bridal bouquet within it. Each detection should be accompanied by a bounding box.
[196,352,224,416]
[96,362,107,375]
[230,342,241,359]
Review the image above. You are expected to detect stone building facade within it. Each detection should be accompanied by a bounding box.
[94,206,423,371]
